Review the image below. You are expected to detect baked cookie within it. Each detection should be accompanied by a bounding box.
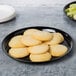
[50,44,68,57]
[24,29,40,36]
[45,33,64,45]
[56,33,64,42]
[28,44,49,54]
[32,31,53,41]
[9,35,25,48]
[30,52,51,62]
[9,48,29,58]
[21,35,41,46]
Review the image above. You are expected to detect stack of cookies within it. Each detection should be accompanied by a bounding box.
[8,29,68,62]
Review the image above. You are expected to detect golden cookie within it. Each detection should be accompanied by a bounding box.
[30,52,51,62]
[32,31,53,41]
[24,29,39,36]
[45,33,64,45]
[9,35,25,48]
[28,44,49,54]
[21,35,41,46]
[9,48,29,58]
[56,33,64,42]
[50,45,68,57]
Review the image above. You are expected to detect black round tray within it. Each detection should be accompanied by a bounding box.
[2,26,73,63]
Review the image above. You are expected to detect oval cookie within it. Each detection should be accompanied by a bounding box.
[30,52,51,62]
[56,33,64,42]
[21,35,41,46]
[9,35,25,48]
[24,29,40,36]
[45,33,64,45]
[50,45,68,57]
[32,31,53,41]
[9,48,29,58]
[28,44,49,54]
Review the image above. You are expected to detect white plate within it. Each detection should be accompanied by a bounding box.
[0,5,16,23]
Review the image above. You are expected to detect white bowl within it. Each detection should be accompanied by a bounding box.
[0,5,16,23]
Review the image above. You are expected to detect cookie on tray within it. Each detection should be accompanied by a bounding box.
[50,44,68,57]
[9,48,29,58]
[45,33,64,45]
[9,35,25,48]
[28,44,49,54]
[24,29,40,36]
[21,35,41,46]
[29,52,51,62]
[32,31,53,41]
